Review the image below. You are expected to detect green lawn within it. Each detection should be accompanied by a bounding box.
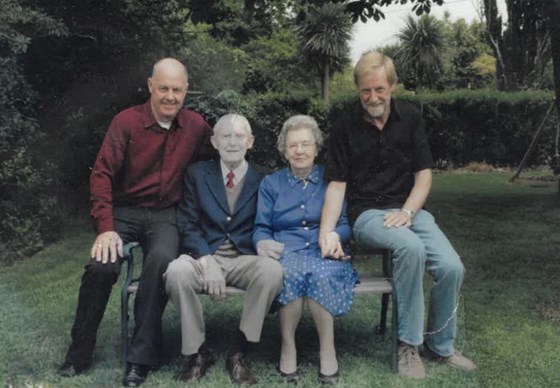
[1,172,559,387]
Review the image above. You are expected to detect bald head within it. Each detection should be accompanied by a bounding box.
[151,58,188,82]
[148,58,189,123]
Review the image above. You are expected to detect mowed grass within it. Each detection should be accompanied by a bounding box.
[1,172,559,387]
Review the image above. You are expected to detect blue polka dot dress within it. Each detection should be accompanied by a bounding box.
[253,165,359,317]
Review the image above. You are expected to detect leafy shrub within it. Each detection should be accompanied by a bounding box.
[243,93,328,172]
[329,89,556,168]
[189,92,328,172]
[461,162,496,173]
[0,2,66,264]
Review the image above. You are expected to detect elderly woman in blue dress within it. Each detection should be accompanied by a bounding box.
[253,115,358,384]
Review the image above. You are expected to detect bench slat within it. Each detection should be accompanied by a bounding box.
[127,276,392,296]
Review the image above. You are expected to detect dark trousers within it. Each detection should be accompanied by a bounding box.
[64,206,179,367]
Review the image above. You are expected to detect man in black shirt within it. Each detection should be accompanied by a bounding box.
[319,51,476,379]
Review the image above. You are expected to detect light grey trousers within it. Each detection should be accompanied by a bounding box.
[164,254,284,355]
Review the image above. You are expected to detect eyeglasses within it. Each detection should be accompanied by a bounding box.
[286,142,316,152]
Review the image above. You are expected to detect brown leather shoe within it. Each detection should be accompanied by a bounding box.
[176,347,216,382]
[226,351,256,385]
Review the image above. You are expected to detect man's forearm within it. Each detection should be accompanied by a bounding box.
[402,168,432,213]
[320,181,347,237]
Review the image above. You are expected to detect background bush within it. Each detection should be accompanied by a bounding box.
[329,89,557,168]
[0,2,66,264]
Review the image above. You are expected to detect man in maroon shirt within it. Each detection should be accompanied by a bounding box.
[57,58,214,387]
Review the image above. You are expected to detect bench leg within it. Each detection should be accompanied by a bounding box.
[376,293,389,335]
[391,291,399,373]
[121,290,130,368]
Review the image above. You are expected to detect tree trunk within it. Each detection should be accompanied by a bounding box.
[546,0,560,193]
[484,0,508,89]
[548,1,560,127]
[322,62,330,104]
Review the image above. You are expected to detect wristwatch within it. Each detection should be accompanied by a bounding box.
[402,208,415,218]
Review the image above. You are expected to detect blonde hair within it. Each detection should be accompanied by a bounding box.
[354,51,398,86]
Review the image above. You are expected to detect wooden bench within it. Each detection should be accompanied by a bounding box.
[120,243,397,372]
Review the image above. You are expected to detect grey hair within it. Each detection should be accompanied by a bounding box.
[277,115,324,155]
[213,113,252,136]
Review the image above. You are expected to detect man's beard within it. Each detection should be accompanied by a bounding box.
[364,102,385,118]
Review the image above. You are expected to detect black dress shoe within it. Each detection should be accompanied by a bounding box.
[122,363,150,387]
[318,370,339,385]
[226,351,256,385]
[57,362,89,377]
[277,365,300,384]
[176,347,216,382]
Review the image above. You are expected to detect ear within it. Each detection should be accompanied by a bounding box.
[147,78,154,94]
[210,135,218,150]
[247,135,255,150]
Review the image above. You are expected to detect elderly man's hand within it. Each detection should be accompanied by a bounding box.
[91,231,123,264]
[200,255,226,300]
[256,240,285,260]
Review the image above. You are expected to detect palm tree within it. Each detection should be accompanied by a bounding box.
[296,3,352,103]
[397,14,446,91]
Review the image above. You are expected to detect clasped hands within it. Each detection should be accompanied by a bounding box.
[256,239,285,260]
[319,231,350,261]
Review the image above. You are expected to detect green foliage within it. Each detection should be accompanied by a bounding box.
[187,0,292,46]
[380,14,495,91]
[296,2,353,102]
[179,23,249,94]
[243,93,328,171]
[396,15,446,90]
[484,0,552,90]
[0,0,66,263]
[441,17,495,89]
[329,65,357,100]
[329,89,557,168]
[241,28,314,94]
[340,0,445,23]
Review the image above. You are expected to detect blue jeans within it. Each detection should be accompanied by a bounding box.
[353,209,464,357]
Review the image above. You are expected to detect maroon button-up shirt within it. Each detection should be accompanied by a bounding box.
[89,101,213,233]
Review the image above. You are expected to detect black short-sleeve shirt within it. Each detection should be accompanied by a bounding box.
[325,98,434,223]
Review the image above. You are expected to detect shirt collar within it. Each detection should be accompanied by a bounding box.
[286,164,320,188]
[141,100,181,131]
[220,159,248,185]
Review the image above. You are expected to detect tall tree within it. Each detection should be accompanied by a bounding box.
[484,0,551,90]
[396,15,446,90]
[296,2,352,103]
[442,16,495,89]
